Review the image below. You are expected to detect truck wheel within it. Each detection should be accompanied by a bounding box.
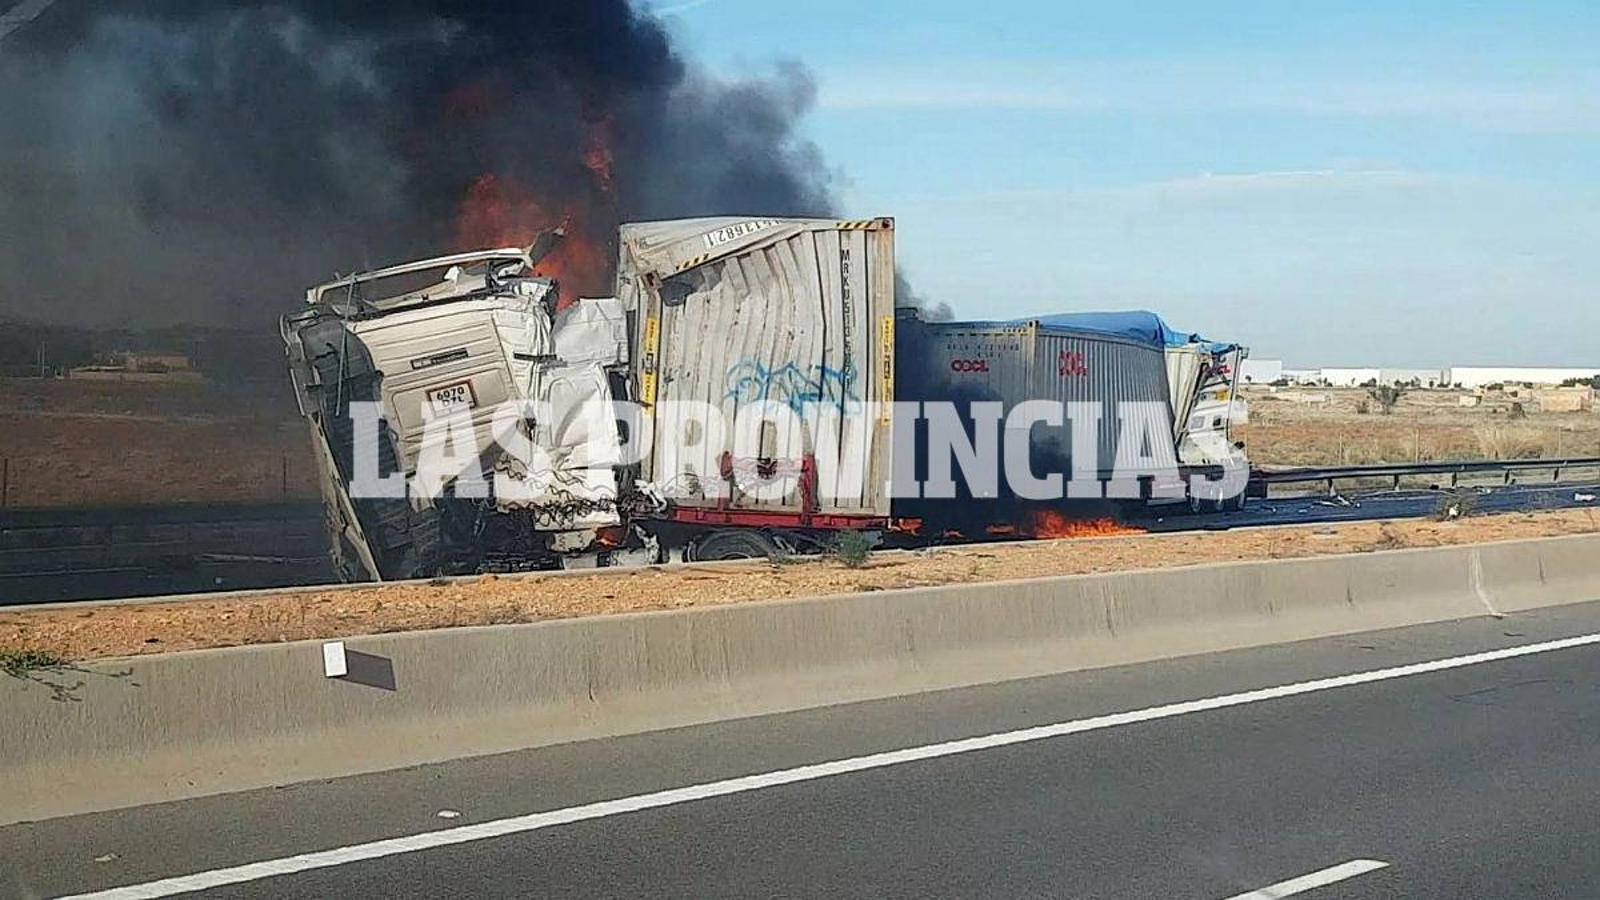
[689,530,779,561]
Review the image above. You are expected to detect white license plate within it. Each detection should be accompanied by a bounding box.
[426,381,477,415]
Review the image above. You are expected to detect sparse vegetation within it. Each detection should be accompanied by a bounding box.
[1,648,69,678]
[1367,385,1406,415]
[833,530,874,568]
[1238,385,1600,467]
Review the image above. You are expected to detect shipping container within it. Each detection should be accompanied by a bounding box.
[896,311,1180,481]
[619,217,897,522]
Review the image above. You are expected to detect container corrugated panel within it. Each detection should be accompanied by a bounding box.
[901,319,1177,476]
[621,217,896,516]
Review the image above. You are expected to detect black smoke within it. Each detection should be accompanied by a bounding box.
[0,1,837,330]
[895,272,953,321]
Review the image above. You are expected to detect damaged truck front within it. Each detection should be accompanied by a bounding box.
[281,243,650,581]
[283,216,901,581]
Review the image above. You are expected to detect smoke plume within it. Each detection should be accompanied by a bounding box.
[0,1,836,328]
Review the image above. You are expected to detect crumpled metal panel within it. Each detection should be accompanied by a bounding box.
[626,218,896,516]
[552,298,628,367]
[1165,345,1205,442]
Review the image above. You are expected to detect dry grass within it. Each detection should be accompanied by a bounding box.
[1239,387,1600,467]
[0,378,317,509]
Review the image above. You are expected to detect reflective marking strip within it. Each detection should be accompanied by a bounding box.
[879,315,895,424]
[1222,859,1390,899]
[675,252,713,272]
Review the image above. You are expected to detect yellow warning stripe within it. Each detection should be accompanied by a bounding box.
[675,252,714,273]
[834,219,881,231]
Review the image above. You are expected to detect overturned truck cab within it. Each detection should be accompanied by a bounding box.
[281,242,647,580]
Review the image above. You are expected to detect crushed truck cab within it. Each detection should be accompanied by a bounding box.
[282,245,646,580]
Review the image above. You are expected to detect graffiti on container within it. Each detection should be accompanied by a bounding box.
[724,360,858,412]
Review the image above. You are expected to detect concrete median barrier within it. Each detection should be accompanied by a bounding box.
[4,533,1599,825]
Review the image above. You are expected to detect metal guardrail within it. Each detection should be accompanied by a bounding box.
[1251,457,1600,495]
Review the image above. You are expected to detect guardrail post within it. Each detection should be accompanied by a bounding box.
[1,457,8,510]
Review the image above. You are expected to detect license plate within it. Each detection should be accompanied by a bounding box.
[426,381,477,415]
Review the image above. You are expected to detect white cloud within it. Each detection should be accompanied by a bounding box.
[649,0,720,16]
[1124,168,1441,199]
[817,63,1600,135]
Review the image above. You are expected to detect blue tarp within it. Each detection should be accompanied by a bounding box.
[1016,310,1237,354]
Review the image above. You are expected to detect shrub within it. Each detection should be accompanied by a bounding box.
[833,530,874,568]
[1367,385,1405,415]
[1,648,69,678]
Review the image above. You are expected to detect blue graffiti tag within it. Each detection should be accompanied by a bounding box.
[724,359,858,413]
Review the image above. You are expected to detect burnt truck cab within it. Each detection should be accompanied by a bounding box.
[282,245,648,581]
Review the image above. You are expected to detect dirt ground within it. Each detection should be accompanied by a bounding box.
[1237,387,1600,467]
[4,507,1596,663]
[0,378,318,509]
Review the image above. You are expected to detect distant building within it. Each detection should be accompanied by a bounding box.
[1379,369,1446,387]
[1535,387,1594,413]
[122,353,193,373]
[1315,368,1383,387]
[1274,367,1445,387]
[1445,367,1600,389]
[1238,358,1283,384]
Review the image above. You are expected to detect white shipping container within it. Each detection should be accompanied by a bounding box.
[898,317,1179,478]
[619,217,897,518]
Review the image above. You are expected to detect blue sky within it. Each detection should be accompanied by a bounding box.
[652,0,1600,367]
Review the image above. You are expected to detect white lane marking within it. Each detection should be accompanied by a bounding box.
[1224,859,1390,898]
[64,632,1600,899]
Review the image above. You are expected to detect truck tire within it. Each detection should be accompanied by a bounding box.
[689,530,779,561]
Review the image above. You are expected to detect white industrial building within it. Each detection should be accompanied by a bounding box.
[1238,358,1283,384]
[1380,369,1448,387]
[1313,368,1383,387]
[1444,367,1600,389]
[1242,362,1594,390]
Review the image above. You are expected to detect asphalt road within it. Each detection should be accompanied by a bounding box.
[7,601,1600,899]
[1138,480,1600,532]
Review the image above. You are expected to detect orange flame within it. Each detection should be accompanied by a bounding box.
[451,122,617,308]
[1025,509,1144,539]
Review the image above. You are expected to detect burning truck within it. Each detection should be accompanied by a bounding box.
[282,216,1247,581]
